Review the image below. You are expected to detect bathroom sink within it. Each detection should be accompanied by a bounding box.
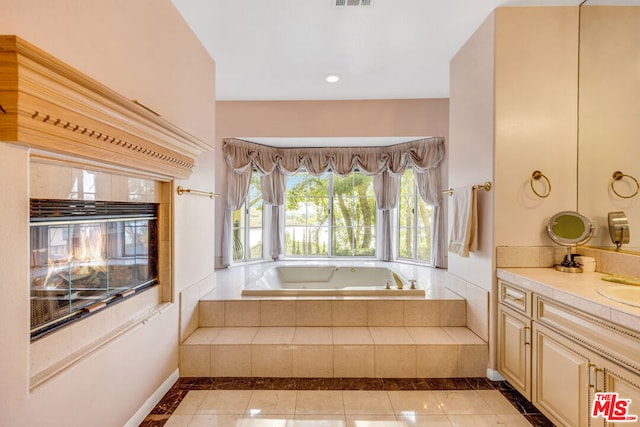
[597,286,640,308]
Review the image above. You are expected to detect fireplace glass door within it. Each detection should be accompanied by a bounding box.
[30,200,158,339]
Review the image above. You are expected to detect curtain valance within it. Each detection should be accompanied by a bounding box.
[222,137,445,177]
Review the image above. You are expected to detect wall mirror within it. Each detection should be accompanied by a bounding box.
[577,0,640,253]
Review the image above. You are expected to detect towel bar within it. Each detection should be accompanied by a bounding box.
[176,186,220,199]
[442,181,492,196]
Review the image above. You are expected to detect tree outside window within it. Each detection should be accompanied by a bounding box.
[284,171,375,257]
[332,173,375,256]
[398,168,432,262]
[232,172,263,262]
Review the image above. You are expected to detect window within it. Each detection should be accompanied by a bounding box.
[284,172,330,256]
[398,168,433,262]
[231,173,263,262]
[332,173,376,256]
[284,171,375,257]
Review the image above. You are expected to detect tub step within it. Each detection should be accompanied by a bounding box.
[179,326,487,379]
[197,298,466,328]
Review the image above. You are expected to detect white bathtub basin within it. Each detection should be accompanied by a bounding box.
[241,265,425,297]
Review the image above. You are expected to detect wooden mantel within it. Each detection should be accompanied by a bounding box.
[0,35,210,179]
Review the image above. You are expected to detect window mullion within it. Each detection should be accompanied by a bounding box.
[413,182,419,260]
[328,174,334,257]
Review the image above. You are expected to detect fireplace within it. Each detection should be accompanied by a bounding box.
[30,199,158,339]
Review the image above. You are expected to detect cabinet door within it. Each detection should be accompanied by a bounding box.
[589,353,640,426]
[498,304,531,399]
[533,323,592,427]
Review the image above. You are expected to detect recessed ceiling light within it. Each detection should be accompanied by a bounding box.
[324,73,341,83]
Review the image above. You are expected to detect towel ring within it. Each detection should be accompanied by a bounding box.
[611,171,639,199]
[530,170,551,198]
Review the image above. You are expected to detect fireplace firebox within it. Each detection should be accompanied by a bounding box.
[29,199,158,339]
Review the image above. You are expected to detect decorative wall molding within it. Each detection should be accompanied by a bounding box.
[0,35,210,179]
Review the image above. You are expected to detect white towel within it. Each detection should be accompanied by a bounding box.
[448,186,477,257]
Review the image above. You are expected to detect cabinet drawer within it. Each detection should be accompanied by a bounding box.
[499,280,531,316]
[535,295,640,375]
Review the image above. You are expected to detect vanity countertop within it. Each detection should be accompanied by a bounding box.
[497,267,640,332]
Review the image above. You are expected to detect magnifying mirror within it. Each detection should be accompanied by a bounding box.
[546,211,593,272]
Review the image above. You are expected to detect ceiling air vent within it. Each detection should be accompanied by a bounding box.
[333,0,374,7]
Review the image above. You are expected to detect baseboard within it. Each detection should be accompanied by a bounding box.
[124,368,179,427]
[486,368,505,381]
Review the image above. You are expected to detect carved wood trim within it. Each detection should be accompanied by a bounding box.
[0,35,210,178]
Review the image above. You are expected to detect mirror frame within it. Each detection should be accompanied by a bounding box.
[547,211,593,246]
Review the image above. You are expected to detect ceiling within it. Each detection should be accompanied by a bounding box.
[171,0,583,102]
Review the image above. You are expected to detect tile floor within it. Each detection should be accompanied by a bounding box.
[140,378,554,427]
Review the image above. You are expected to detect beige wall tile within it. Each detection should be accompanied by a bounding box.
[417,345,458,377]
[30,161,73,199]
[495,246,540,268]
[296,300,332,326]
[210,344,251,377]
[333,345,374,377]
[179,344,210,376]
[294,327,333,344]
[332,300,367,326]
[367,300,403,326]
[457,344,488,377]
[374,344,416,378]
[333,327,373,345]
[464,284,489,341]
[252,345,293,377]
[293,344,333,377]
[183,328,220,344]
[405,327,455,344]
[404,300,439,326]
[252,327,295,344]
[198,301,225,327]
[439,301,466,326]
[443,327,485,344]
[369,327,413,344]
[212,327,259,344]
[261,300,296,326]
[225,301,260,326]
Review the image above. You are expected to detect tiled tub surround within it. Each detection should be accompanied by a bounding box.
[180,262,490,379]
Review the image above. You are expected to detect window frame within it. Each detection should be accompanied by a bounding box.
[283,170,377,258]
[397,169,433,264]
[231,172,264,263]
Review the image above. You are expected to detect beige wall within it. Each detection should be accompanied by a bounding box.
[0,1,216,426]
[449,6,579,375]
[214,99,449,267]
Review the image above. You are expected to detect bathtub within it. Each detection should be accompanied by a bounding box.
[241,265,425,297]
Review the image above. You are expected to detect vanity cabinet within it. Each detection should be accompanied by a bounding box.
[532,322,593,426]
[497,278,640,427]
[497,281,532,399]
